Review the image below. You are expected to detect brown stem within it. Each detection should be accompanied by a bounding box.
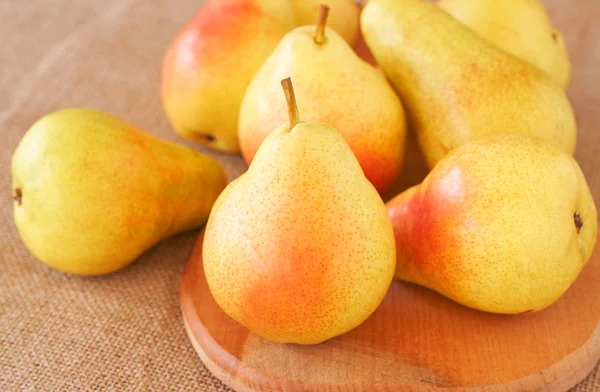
[13,188,22,206]
[281,77,300,130]
[314,4,330,45]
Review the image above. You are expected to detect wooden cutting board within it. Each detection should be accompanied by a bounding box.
[181,230,600,392]
[180,1,600,390]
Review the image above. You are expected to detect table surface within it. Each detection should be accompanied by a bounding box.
[0,0,598,391]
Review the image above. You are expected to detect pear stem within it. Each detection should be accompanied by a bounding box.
[281,77,300,130]
[314,4,330,45]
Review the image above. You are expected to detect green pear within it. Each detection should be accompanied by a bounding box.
[12,108,227,275]
[438,0,571,89]
[239,5,406,193]
[387,135,597,314]
[361,0,577,168]
[203,79,395,344]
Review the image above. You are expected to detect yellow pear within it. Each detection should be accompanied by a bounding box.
[12,108,227,275]
[204,79,395,344]
[161,0,295,153]
[361,0,577,168]
[239,5,406,193]
[387,135,597,314]
[438,0,571,89]
[161,0,359,153]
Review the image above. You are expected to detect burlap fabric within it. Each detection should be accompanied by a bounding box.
[1,0,598,391]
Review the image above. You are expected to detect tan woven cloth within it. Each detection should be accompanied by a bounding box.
[0,0,598,391]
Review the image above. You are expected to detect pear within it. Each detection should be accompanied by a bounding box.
[361,0,577,168]
[239,5,406,193]
[204,78,395,344]
[387,135,597,314]
[438,0,571,89]
[11,108,227,275]
[161,0,359,153]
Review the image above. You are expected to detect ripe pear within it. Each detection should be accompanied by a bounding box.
[204,79,395,344]
[387,135,597,314]
[11,108,227,275]
[239,6,406,193]
[438,0,571,89]
[361,0,577,168]
[161,0,359,153]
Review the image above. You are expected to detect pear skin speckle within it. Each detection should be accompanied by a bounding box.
[204,122,396,344]
[239,25,406,193]
[11,108,227,275]
[362,0,576,168]
[387,135,597,314]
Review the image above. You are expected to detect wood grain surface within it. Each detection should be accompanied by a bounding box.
[181,231,600,391]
